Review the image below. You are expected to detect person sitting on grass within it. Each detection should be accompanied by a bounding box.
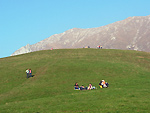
[74,82,80,90]
[88,83,96,90]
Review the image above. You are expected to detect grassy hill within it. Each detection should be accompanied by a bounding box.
[0,49,150,113]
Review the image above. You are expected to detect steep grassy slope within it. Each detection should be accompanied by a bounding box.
[0,49,150,113]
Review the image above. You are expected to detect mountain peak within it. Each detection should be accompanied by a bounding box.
[11,15,150,56]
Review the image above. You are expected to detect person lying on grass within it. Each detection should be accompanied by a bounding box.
[80,85,87,90]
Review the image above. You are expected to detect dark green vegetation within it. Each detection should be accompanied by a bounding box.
[0,49,150,113]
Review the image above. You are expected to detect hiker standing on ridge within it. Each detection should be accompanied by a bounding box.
[25,69,29,78]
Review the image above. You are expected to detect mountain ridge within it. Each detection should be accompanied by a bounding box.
[11,15,150,56]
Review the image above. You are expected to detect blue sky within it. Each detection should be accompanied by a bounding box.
[0,0,150,58]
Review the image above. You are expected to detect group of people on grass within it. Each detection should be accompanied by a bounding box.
[97,45,103,49]
[74,82,96,90]
[25,69,33,78]
[74,80,109,90]
[99,80,109,88]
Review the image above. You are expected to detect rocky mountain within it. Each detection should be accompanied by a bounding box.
[11,15,150,56]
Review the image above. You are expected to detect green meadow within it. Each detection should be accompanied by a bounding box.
[0,49,150,113]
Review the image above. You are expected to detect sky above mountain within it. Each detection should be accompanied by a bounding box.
[0,0,150,58]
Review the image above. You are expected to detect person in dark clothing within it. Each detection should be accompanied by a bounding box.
[99,81,102,85]
[80,85,87,90]
[105,82,109,88]
[74,82,80,90]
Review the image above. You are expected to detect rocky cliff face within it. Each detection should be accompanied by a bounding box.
[11,15,150,56]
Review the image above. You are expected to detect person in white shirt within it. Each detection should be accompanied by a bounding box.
[25,69,29,78]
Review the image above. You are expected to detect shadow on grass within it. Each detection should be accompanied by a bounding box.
[27,75,35,78]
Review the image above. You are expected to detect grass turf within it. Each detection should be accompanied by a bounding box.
[0,49,150,113]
